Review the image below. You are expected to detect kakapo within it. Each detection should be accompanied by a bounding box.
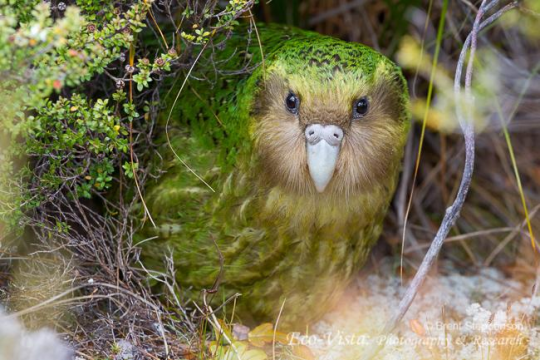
[141,24,410,329]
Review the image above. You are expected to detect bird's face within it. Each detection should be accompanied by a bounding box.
[251,39,410,196]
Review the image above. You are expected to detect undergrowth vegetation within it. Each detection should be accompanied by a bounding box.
[0,0,260,358]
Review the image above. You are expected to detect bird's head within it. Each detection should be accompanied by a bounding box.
[250,34,410,196]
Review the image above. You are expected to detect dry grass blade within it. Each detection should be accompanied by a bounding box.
[400,0,443,283]
[360,1,521,358]
[494,62,540,252]
[165,43,216,193]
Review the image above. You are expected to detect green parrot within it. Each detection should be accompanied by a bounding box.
[141,24,410,329]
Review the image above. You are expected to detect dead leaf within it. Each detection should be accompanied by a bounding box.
[248,323,274,347]
[242,349,268,360]
[248,323,290,347]
[292,345,315,360]
[409,319,426,336]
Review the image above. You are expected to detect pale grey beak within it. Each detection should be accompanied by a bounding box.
[305,124,343,193]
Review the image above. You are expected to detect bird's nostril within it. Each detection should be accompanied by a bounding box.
[309,131,315,136]
[334,133,340,139]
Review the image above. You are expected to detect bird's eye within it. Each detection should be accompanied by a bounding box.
[285,92,299,114]
[353,97,370,119]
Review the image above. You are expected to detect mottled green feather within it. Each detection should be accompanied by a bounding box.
[139,24,410,329]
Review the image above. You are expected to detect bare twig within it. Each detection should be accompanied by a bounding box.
[360,1,520,358]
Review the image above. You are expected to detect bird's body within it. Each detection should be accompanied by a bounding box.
[142,25,410,328]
